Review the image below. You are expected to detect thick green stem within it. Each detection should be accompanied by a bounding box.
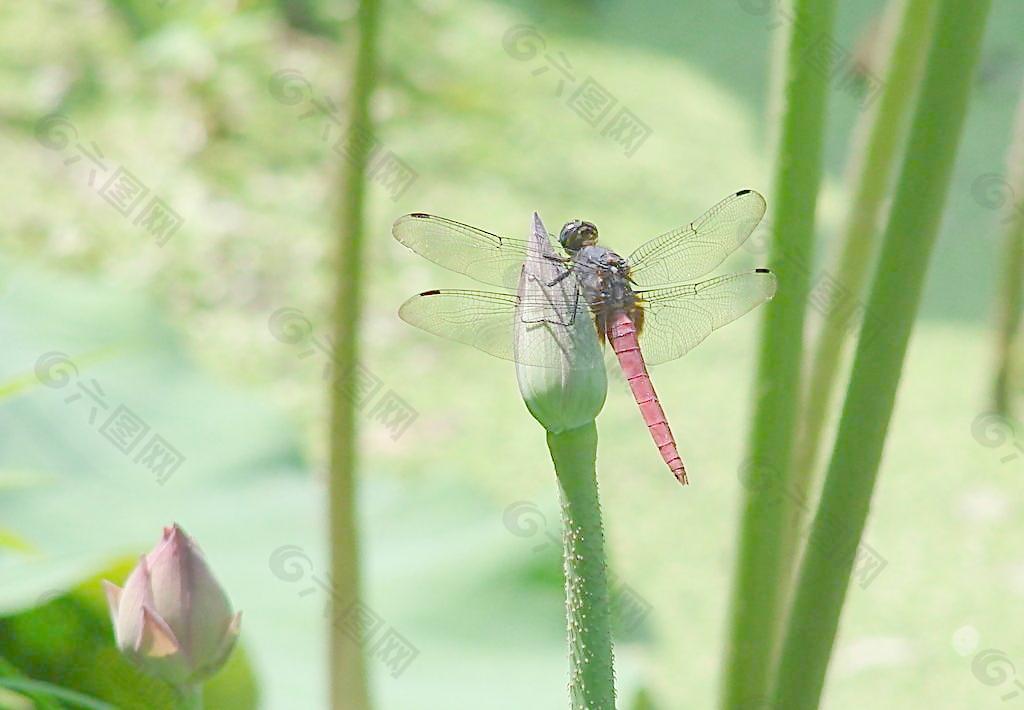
[547,423,615,710]
[785,0,936,592]
[721,1,836,706]
[773,2,992,708]
[991,77,1024,416]
[328,1,380,709]
[177,684,202,710]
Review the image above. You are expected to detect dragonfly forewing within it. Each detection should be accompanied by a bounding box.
[393,213,569,290]
[627,189,767,286]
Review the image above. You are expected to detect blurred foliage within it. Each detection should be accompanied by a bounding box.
[1,0,1024,708]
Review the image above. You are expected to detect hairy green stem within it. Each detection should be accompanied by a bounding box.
[773,2,992,707]
[721,1,836,706]
[991,77,1024,416]
[328,1,380,708]
[785,0,937,593]
[547,423,615,710]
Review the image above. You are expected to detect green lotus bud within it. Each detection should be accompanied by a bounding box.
[515,212,607,433]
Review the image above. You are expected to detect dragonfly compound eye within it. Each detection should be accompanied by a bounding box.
[558,220,599,251]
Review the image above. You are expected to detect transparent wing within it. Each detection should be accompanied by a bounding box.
[635,269,777,365]
[627,190,767,287]
[398,288,600,368]
[393,213,568,289]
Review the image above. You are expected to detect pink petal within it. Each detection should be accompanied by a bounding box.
[136,605,181,657]
[144,525,175,569]
[114,555,155,653]
[102,581,122,626]
[146,524,234,666]
[133,605,192,686]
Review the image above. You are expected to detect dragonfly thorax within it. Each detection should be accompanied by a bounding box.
[572,244,637,314]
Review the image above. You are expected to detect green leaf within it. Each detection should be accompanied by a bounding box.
[0,529,36,554]
[0,677,114,710]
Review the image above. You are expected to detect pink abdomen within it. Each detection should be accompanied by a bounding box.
[607,311,687,485]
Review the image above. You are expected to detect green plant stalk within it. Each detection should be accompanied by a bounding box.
[178,685,202,710]
[773,2,992,707]
[784,0,936,587]
[547,423,615,710]
[721,1,836,706]
[993,218,1024,416]
[327,1,380,709]
[991,77,1024,416]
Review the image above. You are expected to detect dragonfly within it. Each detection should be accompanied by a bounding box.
[393,189,777,485]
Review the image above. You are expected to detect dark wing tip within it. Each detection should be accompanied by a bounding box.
[754,268,771,273]
[735,189,767,209]
[393,212,431,241]
[419,289,441,296]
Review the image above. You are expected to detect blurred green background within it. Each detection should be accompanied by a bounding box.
[1,0,1022,708]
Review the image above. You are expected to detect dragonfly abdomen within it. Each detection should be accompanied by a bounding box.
[607,311,688,485]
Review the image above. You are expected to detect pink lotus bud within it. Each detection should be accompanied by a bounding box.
[103,524,241,686]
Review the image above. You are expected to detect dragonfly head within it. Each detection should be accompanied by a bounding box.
[558,219,599,252]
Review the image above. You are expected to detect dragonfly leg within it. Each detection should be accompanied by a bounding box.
[545,269,573,288]
[520,272,579,327]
